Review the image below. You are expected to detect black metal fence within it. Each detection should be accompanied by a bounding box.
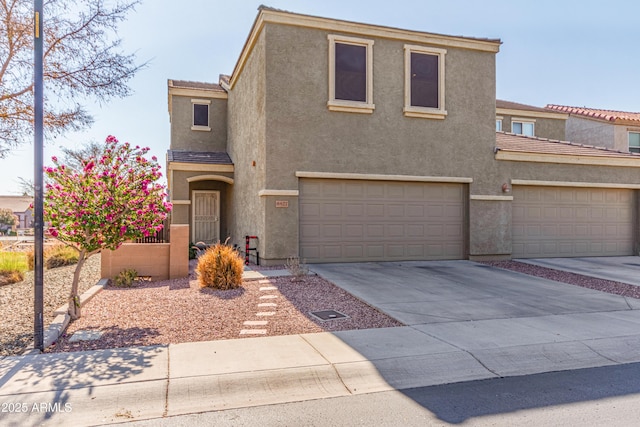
[135,220,170,243]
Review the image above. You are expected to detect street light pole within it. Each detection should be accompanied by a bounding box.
[33,0,44,351]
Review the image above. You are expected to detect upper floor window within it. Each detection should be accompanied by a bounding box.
[512,119,535,136]
[327,35,374,114]
[403,45,447,119]
[629,131,640,153]
[192,99,211,131]
[496,118,503,131]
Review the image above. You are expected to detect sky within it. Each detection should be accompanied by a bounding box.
[1,0,639,194]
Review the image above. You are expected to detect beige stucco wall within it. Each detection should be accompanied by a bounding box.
[565,116,616,150]
[101,225,189,280]
[500,114,566,141]
[226,30,268,256]
[256,23,501,261]
[170,96,228,152]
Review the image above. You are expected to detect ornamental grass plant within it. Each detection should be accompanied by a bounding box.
[0,251,27,286]
[196,241,244,290]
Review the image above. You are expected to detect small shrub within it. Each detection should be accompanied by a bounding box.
[114,269,138,287]
[196,240,243,290]
[285,256,309,280]
[0,252,27,286]
[26,244,79,270]
[0,271,24,287]
[45,244,79,269]
[188,242,198,260]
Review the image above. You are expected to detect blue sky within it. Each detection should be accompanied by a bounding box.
[1,0,639,194]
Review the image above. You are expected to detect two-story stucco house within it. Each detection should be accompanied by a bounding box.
[546,104,640,154]
[167,6,640,265]
[496,99,567,140]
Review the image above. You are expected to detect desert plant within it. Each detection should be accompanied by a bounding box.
[285,256,309,280]
[0,251,27,286]
[196,240,243,290]
[113,269,138,287]
[26,244,79,270]
[45,244,79,269]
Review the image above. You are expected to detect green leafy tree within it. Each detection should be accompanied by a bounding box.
[44,135,171,319]
[0,207,18,232]
[0,0,145,157]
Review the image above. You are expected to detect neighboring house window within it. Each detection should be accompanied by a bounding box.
[191,99,211,131]
[512,119,535,136]
[403,44,447,119]
[496,118,503,131]
[629,131,640,153]
[327,34,374,114]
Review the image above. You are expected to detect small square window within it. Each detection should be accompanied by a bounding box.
[191,100,211,131]
[629,132,640,153]
[404,45,447,119]
[512,120,534,136]
[328,35,374,114]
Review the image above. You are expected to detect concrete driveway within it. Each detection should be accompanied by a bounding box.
[517,256,640,286]
[311,260,640,377]
[311,260,640,325]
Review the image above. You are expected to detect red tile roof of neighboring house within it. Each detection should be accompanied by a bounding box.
[168,80,226,93]
[167,150,233,165]
[496,99,550,113]
[496,132,640,159]
[545,105,640,124]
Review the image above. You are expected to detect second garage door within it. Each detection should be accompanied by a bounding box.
[299,179,466,263]
[512,186,635,258]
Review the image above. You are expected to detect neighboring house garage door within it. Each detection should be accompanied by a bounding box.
[299,179,466,263]
[512,186,635,258]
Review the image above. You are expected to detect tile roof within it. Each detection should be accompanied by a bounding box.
[0,196,33,212]
[219,74,231,87]
[545,105,640,124]
[496,100,551,113]
[169,80,226,93]
[496,132,640,159]
[167,150,233,165]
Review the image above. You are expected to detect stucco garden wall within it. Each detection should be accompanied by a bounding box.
[101,225,189,281]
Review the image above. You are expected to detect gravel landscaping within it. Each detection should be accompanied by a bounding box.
[47,261,402,353]
[4,257,639,358]
[483,260,640,299]
[0,255,100,357]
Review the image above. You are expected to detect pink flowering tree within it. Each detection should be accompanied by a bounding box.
[44,135,172,319]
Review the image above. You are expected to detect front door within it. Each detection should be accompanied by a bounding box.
[192,190,220,243]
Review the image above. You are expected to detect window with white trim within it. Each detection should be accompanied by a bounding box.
[512,119,535,136]
[327,35,374,114]
[404,45,447,119]
[496,118,503,131]
[629,131,640,153]
[191,99,211,131]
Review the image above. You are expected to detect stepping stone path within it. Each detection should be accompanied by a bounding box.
[240,279,278,336]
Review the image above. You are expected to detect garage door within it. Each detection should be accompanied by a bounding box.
[299,179,466,262]
[512,186,634,258]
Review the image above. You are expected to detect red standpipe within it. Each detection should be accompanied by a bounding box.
[245,235,259,265]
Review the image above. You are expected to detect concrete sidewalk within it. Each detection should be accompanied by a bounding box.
[3,321,640,426]
[3,259,640,426]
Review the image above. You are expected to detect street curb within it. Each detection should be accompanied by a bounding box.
[22,278,110,355]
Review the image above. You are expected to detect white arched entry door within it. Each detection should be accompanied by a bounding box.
[192,190,220,244]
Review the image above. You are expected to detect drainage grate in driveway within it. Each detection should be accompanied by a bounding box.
[309,310,348,321]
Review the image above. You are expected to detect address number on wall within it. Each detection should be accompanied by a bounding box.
[275,200,289,208]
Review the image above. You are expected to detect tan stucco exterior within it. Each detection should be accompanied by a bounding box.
[565,115,640,153]
[167,8,640,264]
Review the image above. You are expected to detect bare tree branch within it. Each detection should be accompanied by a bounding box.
[0,0,145,157]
